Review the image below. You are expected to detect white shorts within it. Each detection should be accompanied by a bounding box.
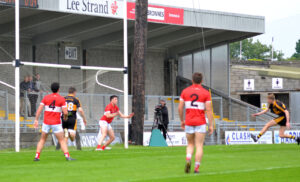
[185,125,206,134]
[67,129,76,134]
[99,120,112,130]
[42,123,63,134]
[76,112,86,130]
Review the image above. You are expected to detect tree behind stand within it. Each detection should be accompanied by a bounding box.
[131,0,148,145]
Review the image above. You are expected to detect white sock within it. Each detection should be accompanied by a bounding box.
[186,154,192,161]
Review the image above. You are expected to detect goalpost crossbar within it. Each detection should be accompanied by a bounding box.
[19,61,126,72]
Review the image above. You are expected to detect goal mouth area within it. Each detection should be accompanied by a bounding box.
[0,60,130,150]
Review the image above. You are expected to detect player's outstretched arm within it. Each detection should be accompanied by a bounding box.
[34,104,44,128]
[118,111,134,119]
[205,101,214,135]
[78,107,87,125]
[178,100,185,130]
[252,109,268,117]
[105,112,119,118]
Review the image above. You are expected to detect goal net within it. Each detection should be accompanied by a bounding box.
[0,60,129,151]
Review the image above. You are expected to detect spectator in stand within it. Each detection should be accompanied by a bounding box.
[34,73,47,114]
[28,76,39,117]
[34,73,46,93]
[20,76,30,117]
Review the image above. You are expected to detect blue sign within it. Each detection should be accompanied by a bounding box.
[225,131,273,145]
[274,130,300,144]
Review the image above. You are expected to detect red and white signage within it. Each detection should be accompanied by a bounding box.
[0,0,38,8]
[60,0,123,18]
[59,1,184,25]
[127,2,184,25]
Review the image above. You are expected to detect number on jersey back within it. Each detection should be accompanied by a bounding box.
[180,84,211,126]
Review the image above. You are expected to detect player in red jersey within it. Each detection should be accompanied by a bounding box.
[33,82,75,161]
[178,73,214,174]
[96,95,134,151]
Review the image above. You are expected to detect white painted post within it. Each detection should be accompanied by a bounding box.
[123,0,129,149]
[15,0,20,152]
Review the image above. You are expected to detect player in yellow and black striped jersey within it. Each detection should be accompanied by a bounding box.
[251,93,300,144]
[62,87,87,143]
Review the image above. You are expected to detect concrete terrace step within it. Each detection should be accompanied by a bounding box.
[0,133,53,150]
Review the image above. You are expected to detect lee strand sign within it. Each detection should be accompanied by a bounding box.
[61,0,124,18]
[127,2,184,25]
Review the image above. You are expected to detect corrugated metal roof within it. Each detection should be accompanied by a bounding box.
[0,1,265,53]
[38,0,264,34]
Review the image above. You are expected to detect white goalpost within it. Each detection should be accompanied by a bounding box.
[12,62,129,152]
[15,0,20,152]
[123,0,129,150]
[12,0,130,152]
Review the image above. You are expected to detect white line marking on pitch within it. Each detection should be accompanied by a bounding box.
[126,165,300,182]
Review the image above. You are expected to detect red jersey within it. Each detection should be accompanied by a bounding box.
[41,93,67,125]
[180,84,211,126]
[100,103,119,123]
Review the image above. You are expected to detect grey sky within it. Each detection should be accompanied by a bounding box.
[149,0,300,58]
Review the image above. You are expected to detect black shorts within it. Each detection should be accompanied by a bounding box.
[274,116,286,126]
[62,118,77,131]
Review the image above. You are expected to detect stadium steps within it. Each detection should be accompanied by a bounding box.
[0,110,36,129]
[166,97,180,103]
[0,110,5,117]
[0,133,53,150]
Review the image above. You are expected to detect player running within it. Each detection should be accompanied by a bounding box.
[62,87,87,147]
[251,93,300,144]
[34,82,75,161]
[96,95,134,151]
[178,73,214,174]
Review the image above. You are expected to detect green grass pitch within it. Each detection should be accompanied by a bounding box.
[0,144,300,182]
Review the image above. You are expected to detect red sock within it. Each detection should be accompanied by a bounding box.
[97,145,102,149]
[102,145,106,150]
[64,152,70,158]
[195,162,200,171]
[35,152,40,159]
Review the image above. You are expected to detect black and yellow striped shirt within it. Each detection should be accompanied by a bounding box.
[64,94,81,119]
[269,100,287,116]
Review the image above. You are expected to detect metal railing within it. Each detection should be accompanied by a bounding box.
[203,85,277,122]
[0,90,280,133]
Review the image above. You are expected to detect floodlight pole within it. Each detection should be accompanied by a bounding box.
[271,37,274,61]
[123,0,129,149]
[15,0,20,152]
